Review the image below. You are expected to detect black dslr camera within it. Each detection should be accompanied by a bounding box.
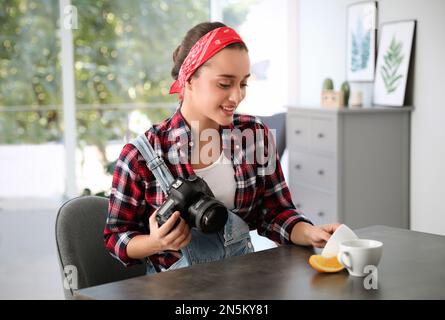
[156,175,228,234]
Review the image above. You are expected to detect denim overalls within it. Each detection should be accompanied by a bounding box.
[146,210,254,273]
[131,134,254,274]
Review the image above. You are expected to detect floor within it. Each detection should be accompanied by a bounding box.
[0,208,65,299]
[0,207,277,300]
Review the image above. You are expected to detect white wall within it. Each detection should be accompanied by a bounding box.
[298,0,445,235]
[299,0,349,105]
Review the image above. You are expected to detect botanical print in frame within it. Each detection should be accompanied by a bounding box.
[346,1,377,82]
[373,20,416,106]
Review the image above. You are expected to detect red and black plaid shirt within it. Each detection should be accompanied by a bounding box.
[104,106,312,270]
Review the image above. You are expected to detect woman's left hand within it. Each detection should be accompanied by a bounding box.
[291,222,341,248]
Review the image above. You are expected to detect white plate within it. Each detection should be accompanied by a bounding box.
[321,224,358,257]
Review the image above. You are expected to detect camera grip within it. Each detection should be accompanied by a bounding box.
[156,198,183,234]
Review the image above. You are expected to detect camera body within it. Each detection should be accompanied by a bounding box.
[156,175,228,234]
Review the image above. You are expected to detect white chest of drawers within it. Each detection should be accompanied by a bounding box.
[286,106,412,229]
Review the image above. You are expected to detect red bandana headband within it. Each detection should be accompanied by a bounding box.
[169,26,245,100]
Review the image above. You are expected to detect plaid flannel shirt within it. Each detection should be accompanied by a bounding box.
[104,106,312,270]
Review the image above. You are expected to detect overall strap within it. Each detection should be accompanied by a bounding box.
[130,133,192,265]
[130,133,175,195]
[130,132,193,267]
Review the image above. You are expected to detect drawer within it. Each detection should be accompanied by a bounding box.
[290,183,337,226]
[289,151,310,184]
[305,154,336,191]
[287,115,309,149]
[289,152,336,191]
[310,116,336,153]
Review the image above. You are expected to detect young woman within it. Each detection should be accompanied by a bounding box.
[104,21,340,273]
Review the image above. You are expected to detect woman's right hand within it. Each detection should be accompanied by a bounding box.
[148,210,192,252]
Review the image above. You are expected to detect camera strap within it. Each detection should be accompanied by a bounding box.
[130,133,175,195]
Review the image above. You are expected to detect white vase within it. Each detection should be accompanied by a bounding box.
[350,91,363,107]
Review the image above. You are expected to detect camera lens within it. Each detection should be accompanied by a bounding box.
[201,204,228,233]
[189,196,228,233]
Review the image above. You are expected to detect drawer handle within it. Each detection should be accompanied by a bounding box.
[317,133,324,139]
[295,164,302,170]
[294,129,302,135]
[318,169,324,176]
[317,211,325,217]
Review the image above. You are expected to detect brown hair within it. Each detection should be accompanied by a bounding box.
[171,21,248,80]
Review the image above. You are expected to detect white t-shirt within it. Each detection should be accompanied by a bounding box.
[193,152,236,210]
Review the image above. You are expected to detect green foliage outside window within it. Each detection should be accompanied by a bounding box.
[1,0,253,186]
[0,0,210,147]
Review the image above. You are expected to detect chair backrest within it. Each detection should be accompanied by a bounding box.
[55,195,146,299]
[258,112,286,158]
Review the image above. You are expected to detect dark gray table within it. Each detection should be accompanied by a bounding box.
[74,226,445,299]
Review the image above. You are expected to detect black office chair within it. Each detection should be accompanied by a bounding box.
[257,112,286,158]
[55,196,146,299]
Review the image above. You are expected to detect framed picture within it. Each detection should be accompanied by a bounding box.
[346,1,378,82]
[373,20,416,106]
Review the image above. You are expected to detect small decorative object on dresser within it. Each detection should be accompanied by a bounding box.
[321,78,350,108]
[349,90,363,107]
[340,81,350,107]
[286,106,412,229]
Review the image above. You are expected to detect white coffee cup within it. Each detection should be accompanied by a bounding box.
[337,239,383,277]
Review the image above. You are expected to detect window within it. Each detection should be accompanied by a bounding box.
[0,0,64,202]
[72,0,210,195]
[0,0,294,204]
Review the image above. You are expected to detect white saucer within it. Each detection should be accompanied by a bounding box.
[321,224,358,257]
